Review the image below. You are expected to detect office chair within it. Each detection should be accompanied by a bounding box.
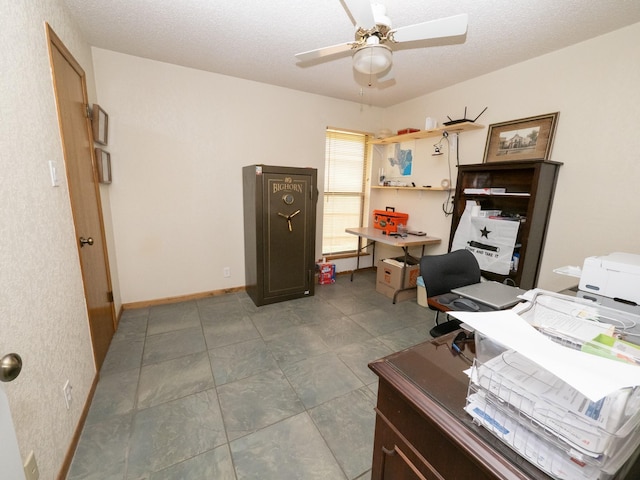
[420,249,481,338]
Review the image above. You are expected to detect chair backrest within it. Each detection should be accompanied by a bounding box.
[419,249,481,298]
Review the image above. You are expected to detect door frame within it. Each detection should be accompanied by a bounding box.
[45,23,117,368]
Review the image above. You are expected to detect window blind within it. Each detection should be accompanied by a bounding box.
[322,129,368,255]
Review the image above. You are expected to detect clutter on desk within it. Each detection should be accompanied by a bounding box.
[372,207,409,234]
[381,180,413,187]
[453,291,640,479]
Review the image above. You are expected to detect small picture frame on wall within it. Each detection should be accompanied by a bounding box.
[483,112,559,163]
[95,148,112,184]
[91,103,109,145]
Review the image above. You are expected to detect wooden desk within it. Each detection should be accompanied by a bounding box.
[346,227,441,303]
[369,334,640,479]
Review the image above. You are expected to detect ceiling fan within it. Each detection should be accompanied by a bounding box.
[295,0,468,78]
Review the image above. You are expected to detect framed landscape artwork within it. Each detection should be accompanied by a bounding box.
[483,112,559,163]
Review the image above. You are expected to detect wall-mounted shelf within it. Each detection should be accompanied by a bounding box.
[370,122,484,145]
[371,186,452,192]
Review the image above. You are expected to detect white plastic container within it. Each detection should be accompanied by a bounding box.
[416,276,428,307]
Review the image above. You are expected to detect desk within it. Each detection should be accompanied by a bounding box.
[346,227,441,303]
[369,333,640,479]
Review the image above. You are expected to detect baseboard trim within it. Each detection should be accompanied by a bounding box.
[122,286,247,310]
[57,372,99,480]
[121,272,378,310]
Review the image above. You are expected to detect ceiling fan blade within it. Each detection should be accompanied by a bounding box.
[295,42,355,62]
[343,0,375,28]
[389,13,468,43]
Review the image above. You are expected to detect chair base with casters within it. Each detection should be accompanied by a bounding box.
[429,315,462,337]
[420,249,481,338]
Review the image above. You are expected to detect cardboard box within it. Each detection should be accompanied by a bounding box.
[376,257,420,302]
[372,209,409,234]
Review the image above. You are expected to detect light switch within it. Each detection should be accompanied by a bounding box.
[49,160,60,187]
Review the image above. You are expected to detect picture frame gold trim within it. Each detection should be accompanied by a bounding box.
[483,112,559,163]
[91,103,109,145]
[95,148,111,184]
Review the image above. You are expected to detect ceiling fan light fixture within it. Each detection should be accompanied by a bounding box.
[353,44,392,75]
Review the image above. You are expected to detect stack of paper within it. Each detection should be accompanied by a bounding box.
[452,309,640,478]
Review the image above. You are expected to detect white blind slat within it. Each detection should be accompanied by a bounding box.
[323,129,368,255]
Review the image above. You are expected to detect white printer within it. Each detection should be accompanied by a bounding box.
[579,252,640,305]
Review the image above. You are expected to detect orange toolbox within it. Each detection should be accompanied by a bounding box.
[373,207,409,234]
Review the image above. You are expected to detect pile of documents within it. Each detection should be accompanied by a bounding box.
[452,292,640,480]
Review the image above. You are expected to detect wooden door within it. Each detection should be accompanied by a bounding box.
[46,25,115,369]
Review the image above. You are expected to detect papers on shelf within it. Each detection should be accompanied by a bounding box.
[464,188,504,194]
[450,310,640,401]
[463,187,530,196]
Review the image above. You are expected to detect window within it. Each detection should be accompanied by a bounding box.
[322,129,368,255]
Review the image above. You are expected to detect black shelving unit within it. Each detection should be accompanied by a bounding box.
[449,160,562,289]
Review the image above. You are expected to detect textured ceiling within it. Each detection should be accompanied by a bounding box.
[61,0,640,107]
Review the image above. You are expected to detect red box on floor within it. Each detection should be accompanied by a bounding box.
[317,262,336,284]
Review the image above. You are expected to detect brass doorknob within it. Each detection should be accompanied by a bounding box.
[0,353,22,383]
[79,237,94,247]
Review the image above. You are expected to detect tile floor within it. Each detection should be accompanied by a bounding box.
[67,270,437,479]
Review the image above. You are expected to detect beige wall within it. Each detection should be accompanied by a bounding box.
[383,22,640,292]
[0,1,101,478]
[91,48,385,304]
[96,23,640,301]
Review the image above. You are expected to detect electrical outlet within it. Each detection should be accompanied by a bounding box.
[63,380,72,409]
[223,267,231,278]
[24,451,39,480]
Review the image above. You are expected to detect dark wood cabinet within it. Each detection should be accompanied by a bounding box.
[242,165,317,306]
[369,334,640,480]
[449,160,562,289]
